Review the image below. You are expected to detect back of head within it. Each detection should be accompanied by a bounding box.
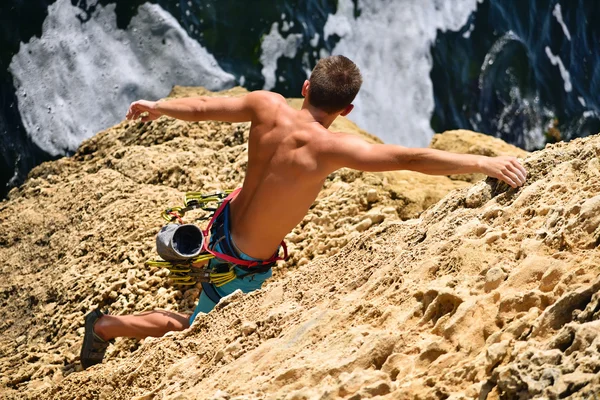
[308,55,363,113]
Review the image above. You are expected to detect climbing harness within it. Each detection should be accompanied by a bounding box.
[146,189,288,288]
[201,188,288,268]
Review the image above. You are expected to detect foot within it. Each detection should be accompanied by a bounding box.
[80,309,112,369]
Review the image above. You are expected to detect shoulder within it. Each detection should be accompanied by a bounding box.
[245,90,287,107]
[317,131,369,152]
[244,91,289,125]
[313,130,371,168]
[244,91,287,121]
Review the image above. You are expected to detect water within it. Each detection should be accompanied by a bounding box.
[1,0,598,199]
[10,0,235,156]
[431,0,600,150]
[324,0,481,146]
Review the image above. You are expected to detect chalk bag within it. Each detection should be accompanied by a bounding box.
[156,223,204,261]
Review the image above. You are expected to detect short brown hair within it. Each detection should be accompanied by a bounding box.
[308,55,362,113]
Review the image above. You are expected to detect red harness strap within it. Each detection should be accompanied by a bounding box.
[201,188,288,267]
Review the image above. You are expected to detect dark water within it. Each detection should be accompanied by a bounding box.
[1,0,599,199]
[0,0,58,200]
[431,0,600,149]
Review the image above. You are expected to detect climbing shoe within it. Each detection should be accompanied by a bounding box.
[80,309,112,369]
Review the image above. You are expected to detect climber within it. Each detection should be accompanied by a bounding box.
[80,55,527,369]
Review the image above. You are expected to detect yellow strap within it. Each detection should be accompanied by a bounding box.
[166,268,191,273]
[145,253,214,269]
[147,256,236,286]
[184,196,221,206]
[191,254,214,264]
[169,276,196,286]
[161,206,186,222]
[184,190,233,208]
[209,268,237,287]
[146,260,176,267]
[166,268,235,287]
[146,261,190,272]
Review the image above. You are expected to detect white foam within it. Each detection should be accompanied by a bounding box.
[462,23,475,39]
[552,3,571,41]
[310,33,320,48]
[7,155,21,187]
[10,0,234,156]
[323,0,481,146]
[260,23,302,90]
[545,46,572,93]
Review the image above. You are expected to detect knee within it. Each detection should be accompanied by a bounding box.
[164,316,190,333]
[169,321,189,332]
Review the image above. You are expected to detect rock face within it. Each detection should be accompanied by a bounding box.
[0,87,597,400]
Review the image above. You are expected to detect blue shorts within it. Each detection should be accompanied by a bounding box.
[189,204,273,324]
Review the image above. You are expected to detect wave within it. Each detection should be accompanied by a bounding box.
[9,0,234,156]
[323,0,481,146]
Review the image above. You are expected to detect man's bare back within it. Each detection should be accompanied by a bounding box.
[230,92,349,259]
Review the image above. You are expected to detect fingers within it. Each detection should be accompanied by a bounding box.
[501,169,521,188]
[498,158,527,188]
[126,103,146,121]
[500,172,518,188]
[126,103,137,120]
[126,101,144,120]
[126,100,160,122]
[485,157,528,189]
[512,159,528,179]
[507,163,526,186]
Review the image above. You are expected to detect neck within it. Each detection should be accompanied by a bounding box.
[300,100,339,128]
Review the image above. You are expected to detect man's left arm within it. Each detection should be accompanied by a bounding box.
[322,133,528,188]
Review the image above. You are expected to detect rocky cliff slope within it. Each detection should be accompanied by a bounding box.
[2,88,598,399]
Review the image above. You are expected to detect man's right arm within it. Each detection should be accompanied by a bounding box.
[125,91,284,123]
[322,133,527,188]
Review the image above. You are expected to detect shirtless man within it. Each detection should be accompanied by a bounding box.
[80,55,527,368]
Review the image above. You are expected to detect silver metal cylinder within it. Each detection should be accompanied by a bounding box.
[156,223,204,261]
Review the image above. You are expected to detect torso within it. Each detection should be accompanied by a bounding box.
[229,93,335,259]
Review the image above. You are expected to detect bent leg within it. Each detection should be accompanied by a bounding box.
[94,310,191,340]
[189,290,217,324]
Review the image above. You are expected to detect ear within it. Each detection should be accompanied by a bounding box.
[340,104,354,116]
[301,80,310,97]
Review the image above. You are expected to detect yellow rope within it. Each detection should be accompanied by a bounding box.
[183,190,233,207]
[191,254,214,264]
[209,268,237,286]
[168,275,196,286]
[146,256,237,287]
[146,260,181,268]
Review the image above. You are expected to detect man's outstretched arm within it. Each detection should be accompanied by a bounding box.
[323,133,527,188]
[125,91,281,123]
